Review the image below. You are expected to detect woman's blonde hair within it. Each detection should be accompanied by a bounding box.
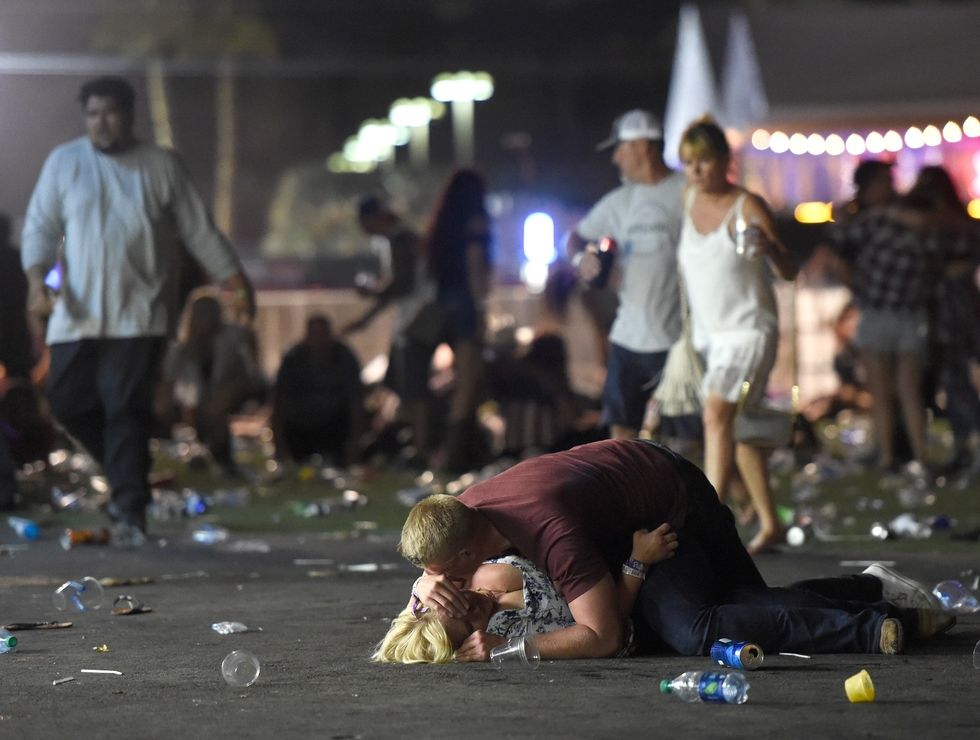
[371,607,455,664]
[678,114,731,163]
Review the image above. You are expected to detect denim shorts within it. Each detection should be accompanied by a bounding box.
[602,342,668,430]
[854,307,929,357]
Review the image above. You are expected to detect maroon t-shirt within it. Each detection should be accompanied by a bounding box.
[459,439,688,603]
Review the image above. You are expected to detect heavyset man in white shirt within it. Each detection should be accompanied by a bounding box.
[567,110,685,440]
[21,77,255,546]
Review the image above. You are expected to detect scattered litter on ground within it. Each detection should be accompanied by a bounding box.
[52,677,75,686]
[219,540,271,554]
[80,669,123,676]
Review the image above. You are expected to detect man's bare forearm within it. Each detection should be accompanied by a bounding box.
[532,622,621,659]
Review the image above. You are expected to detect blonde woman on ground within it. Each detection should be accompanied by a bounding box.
[676,117,798,554]
[372,525,678,663]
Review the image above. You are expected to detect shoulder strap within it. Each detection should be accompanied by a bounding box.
[683,188,697,216]
[722,191,749,230]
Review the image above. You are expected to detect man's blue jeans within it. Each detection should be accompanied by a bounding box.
[634,448,898,655]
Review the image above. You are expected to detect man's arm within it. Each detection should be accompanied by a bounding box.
[21,152,66,320]
[456,574,624,661]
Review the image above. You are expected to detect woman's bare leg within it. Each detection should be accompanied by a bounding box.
[862,349,897,468]
[894,351,928,464]
[450,340,483,423]
[736,442,781,554]
[703,394,737,502]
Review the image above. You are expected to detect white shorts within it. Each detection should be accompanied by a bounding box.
[698,328,777,405]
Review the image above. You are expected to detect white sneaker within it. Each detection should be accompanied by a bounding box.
[863,562,939,610]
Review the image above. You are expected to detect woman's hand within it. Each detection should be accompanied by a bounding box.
[631,523,679,565]
[454,630,506,662]
[414,572,469,617]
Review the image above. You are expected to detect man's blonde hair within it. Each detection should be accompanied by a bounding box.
[371,607,455,664]
[398,494,477,568]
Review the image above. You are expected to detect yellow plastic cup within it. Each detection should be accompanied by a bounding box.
[844,669,876,703]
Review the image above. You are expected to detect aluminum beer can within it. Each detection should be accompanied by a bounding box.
[710,639,764,671]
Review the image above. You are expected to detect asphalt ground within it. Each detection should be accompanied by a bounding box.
[2,522,980,740]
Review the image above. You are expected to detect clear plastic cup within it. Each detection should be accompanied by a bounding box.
[221,650,260,687]
[489,635,540,670]
[52,577,105,611]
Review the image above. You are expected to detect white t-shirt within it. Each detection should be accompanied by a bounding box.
[576,172,685,352]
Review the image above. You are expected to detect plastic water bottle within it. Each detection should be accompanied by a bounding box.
[0,628,19,654]
[660,670,750,704]
[7,516,40,540]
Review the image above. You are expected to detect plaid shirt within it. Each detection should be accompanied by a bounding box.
[829,206,946,312]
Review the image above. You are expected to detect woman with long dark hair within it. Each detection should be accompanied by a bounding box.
[426,169,493,471]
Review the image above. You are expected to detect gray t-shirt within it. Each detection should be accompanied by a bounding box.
[576,172,685,352]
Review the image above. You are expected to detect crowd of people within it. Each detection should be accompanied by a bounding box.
[0,77,976,664]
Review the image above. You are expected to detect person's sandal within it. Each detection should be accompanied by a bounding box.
[111,595,152,616]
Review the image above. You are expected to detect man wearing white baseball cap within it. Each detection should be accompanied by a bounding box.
[568,109,685,440]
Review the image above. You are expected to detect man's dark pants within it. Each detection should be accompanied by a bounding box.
[47,338,164,528]
[634,446,898,655]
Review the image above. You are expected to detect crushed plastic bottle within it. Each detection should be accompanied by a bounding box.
[211,621,251,635]
[660,670,750,704]
[7,516,40,540]
[932,580,980,615]
[191,523,230,545]
[0,627,19,654]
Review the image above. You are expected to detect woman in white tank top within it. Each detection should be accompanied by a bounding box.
[676,117,798,555]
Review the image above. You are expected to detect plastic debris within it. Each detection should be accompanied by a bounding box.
[191,523,230,545]
[80,669,123,676]
[339,563,399,573]
[52,677,76,686]
[220,540,271,554]
[887,513,932,539]
[52,577,105,612]
[92,644,109,652]
[211,621,257,635]
[932,580,980,615]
